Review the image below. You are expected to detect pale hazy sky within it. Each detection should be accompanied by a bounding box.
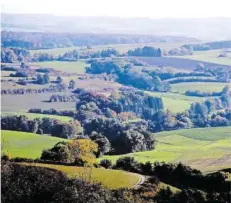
[1,0,231,18]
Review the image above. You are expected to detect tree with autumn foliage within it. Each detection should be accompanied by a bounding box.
[41,138,98,166]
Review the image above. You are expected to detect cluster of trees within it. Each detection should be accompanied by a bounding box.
[194,64,231,82]
[185,86,230,97]
[189,95,231,127]
[183,40,231,51]
[1,47,31,63]
[58,50,79,61]
[1,115,83,139]
[127,46,162,57]
[76,89,163,121]
[49,94,79,102]
[28,108,76,117]
[81,48,120,59]
[166,77,220,84]
[74,88,231,134]
[83,117,155,155]
[167,47,193,56]
[1,84,67,95]
[86,61,171,91]
[36,73,50,84]
[32,52,56,62]
[1,65,18,71]
[41,139,98,165]
[9,71,28,77]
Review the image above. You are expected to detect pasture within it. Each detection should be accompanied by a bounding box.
[1,130,65,159]
[101,127,231,172]
[172,82,229,94]
[176,49,231,66]
[2,112,73,122]
[146,91,205,113]
[29,61,88,74]
[22,163,139,189]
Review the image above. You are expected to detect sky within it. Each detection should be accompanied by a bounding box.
[1,0,231,18]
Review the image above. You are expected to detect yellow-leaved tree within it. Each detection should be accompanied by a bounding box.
[68,139,98,166]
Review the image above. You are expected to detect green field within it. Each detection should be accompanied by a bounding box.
[29,61,88,74]
[175,49,231,66]
[3,127,231,173]
[1,130,65,159]
[29,42,186,56]
[22,163,139,189]
[146,91,205,113]
[101,127,231,172]
[2,112,73,122]
[172,82,229,94]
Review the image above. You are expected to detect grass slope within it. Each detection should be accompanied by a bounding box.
[1,130,65,159]
[101,127,231,172]
[172,82,229,94]
[2,112,73,122]
[22,163,139,189]
[146,91,205,113]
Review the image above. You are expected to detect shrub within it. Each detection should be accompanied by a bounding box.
[99,159,112,169]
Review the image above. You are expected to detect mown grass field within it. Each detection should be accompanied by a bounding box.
[101,127,231,172]
[146,91,205,113]
[29,61,88,74]
[2,112,73,122]
[21,163,139,189]
[175,49,231,66]
[172,82,229,94]
[1,130,65,159]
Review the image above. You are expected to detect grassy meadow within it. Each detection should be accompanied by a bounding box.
[175,49,231,66]
[101,127,231,172]
[146,91,205,113]
[172,82,229,94]
[21,163,139,189]
[1,130,65,159]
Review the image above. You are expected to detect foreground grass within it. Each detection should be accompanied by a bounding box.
[172,82,229,94]
[101,127,231,172]
[1,130,65,159]
[29,61,88,74]
[2,112,73,122]
[146,91,205,113]
[22,163,139,189]
[175,49,231,66]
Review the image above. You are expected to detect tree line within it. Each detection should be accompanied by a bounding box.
[1,115,83,139]
[86,60,171,92]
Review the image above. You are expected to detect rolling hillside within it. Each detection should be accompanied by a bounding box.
[101,127,231,172]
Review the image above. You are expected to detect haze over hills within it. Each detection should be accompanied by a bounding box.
[1,13,231,41]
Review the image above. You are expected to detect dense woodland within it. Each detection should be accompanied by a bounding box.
[1,31,187,49]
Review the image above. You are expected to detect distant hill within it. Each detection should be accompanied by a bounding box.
[2,13,231,41]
